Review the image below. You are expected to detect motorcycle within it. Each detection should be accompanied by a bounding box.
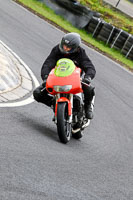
[46,58,94,144]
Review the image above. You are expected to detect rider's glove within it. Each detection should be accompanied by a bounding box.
[82,75,91,85]
[42,75,48,87]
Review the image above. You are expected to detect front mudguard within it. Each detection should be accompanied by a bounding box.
[55,97,72,122]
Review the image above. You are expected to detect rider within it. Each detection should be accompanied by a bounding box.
[33,32,96,119]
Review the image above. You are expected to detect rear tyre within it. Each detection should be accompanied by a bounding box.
[57,102,71,144]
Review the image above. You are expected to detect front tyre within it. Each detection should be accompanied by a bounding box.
[57,102,71,144]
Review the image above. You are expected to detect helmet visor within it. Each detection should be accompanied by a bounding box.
[59,39,77,54]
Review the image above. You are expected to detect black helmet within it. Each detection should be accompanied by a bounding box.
[59,32,81,54]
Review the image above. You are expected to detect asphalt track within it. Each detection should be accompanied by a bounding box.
[0,0,133,200]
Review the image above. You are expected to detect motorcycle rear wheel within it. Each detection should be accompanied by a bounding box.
[57,102,71,144]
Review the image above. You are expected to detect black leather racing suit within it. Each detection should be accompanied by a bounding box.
[33,44,96,107]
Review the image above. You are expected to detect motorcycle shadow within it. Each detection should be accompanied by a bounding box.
[16,111,59,142]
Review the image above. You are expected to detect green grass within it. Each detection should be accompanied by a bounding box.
[14,0,133,71]
[80,0,133,34]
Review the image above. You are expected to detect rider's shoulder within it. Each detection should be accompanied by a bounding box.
[51,44,59,51]
[77,46,85,54]
[50,45,61,55]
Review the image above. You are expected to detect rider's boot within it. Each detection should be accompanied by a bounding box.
[84,100,94,119]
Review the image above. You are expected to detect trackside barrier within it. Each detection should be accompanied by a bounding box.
[96,22,116,44]
[121,35,133,59]
[111,29,123,48]
[39,0,100,29]
[37,0,133,61]
[121,34,131,52]
[106,26,115,44]
[126,45,133,58]
[92,19,103,37]
[85,17,104,38]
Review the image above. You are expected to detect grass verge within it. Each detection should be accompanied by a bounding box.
[13,0,133,72]
[80,0,133,34]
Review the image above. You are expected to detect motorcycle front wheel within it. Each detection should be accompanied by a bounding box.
[57,102,71,144]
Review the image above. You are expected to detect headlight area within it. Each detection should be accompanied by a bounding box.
[53,85,72,92]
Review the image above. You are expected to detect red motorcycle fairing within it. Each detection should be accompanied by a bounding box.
[46,67,83,95]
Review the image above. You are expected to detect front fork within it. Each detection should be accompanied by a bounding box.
[54,94,73,124]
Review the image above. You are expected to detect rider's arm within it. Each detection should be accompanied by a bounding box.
[41,45,58,80]
[79,48,96,79]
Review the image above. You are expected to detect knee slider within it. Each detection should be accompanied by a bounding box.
[33,87,43,102]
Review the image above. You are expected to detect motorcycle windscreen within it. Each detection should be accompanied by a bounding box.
[54,58,75,77]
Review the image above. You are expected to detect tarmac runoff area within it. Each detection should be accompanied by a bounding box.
[0,41,39,107]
